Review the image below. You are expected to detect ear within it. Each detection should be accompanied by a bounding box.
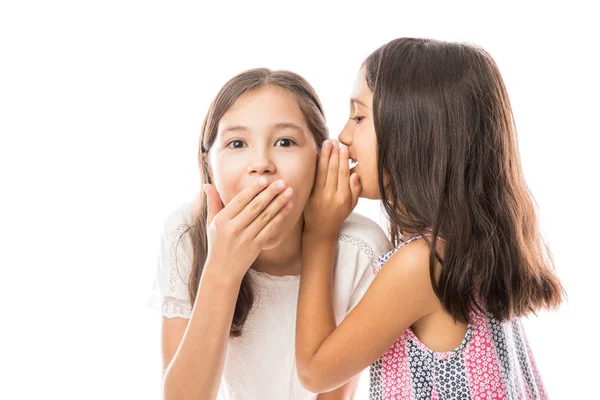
[202,153,214,184]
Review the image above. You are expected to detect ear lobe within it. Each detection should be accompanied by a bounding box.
[202,154,214,183]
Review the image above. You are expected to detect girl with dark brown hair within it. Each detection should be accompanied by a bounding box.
[296,38,564,399]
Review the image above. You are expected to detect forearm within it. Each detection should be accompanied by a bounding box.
[163,265,241,400]
[316,375,360,400]
[297,233,338,380]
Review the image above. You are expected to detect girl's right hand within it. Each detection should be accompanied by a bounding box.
[202,177,294,281]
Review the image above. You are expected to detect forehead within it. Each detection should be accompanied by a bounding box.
[351,67,373,107]
[220,85,308,127]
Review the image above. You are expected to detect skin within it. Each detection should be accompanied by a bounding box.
[207,85,317,275]
[295,68,468,393]
[338,67,379,200]
[161,85,359,399]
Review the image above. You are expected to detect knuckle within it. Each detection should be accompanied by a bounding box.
[271,183,282,194]
[229,224,240,235]
[240,189,254,203]
[238,234,250,247]
[261,223,275,238]
[213,215,224,227]
[247,235,260,248]
[260,209,272,225]
[250,200,263,214]
[243,193,254,206]
[233,193,244,205]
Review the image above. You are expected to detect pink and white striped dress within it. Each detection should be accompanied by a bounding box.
[369,235,548,400]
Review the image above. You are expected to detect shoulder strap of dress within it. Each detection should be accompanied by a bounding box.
[396,234,425,250]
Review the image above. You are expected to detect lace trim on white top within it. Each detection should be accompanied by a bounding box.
[169,224,190,293]
[148,295,192,319]
[338,232,377,270]
[246,233,377,281]
[154,227,377,319]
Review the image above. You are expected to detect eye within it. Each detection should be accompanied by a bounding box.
[226,140,246,149]
[351,116,364,124]
[275,138,296,147]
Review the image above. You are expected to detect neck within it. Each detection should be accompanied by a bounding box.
[252,217,304,276]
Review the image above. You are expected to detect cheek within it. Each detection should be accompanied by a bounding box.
[280,155,316,202]
[211,157,245,205]
[355,129,380,198]
[361,129,378,172]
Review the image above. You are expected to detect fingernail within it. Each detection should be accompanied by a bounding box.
[283,187,293,198]
[323,140,329,149]
[258,177,268,186]
[203,184,210,194]
[340,145,347,153]
[276,180,286,189]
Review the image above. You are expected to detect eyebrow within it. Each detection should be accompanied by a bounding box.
[271,122,304,134]
[350,98,371,109]
[221,125,250,135]
[221,122,305,136]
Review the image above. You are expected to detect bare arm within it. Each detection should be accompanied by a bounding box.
[296,240,438,393]
[163,266,361,400]
[161,178,295,399]
[162,269,241,400]
[296,141,437,393]
[297,234,363,400]
[316,375,360,400]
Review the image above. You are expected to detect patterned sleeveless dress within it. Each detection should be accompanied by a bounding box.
[369,235,548,399]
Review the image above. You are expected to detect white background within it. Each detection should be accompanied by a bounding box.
[1,1,598,399]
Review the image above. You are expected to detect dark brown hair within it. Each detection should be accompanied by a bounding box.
[364,38,564,322]
[176,68,328,336]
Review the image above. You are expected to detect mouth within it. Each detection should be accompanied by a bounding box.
[349,157,359,170]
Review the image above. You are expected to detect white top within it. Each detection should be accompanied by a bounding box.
[148,202,392,400]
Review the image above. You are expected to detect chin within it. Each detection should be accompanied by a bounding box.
[261,235,283,250]
[359,178,381,200]
[361,186,381,200]
[260,210,302,250]
[353,170,377,200]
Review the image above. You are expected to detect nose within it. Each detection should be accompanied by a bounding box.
[338,122,352,147]
[247,150,276,175]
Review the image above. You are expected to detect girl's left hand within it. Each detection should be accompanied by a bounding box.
[303,139,362,239]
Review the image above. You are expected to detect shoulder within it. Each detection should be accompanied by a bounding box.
[158,200,198,268]
[338,212,392,257]
[382,236,444,284]
[161,200,197,240]
[331,214,391,309]
[151,201,198,315]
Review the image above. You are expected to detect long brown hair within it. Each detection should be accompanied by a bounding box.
[176,68,328,336]
[364,38,564,323]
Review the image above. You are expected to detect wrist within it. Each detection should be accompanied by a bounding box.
[202,260,245,288]
[303,211,344,239]
[302,231,338,249]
